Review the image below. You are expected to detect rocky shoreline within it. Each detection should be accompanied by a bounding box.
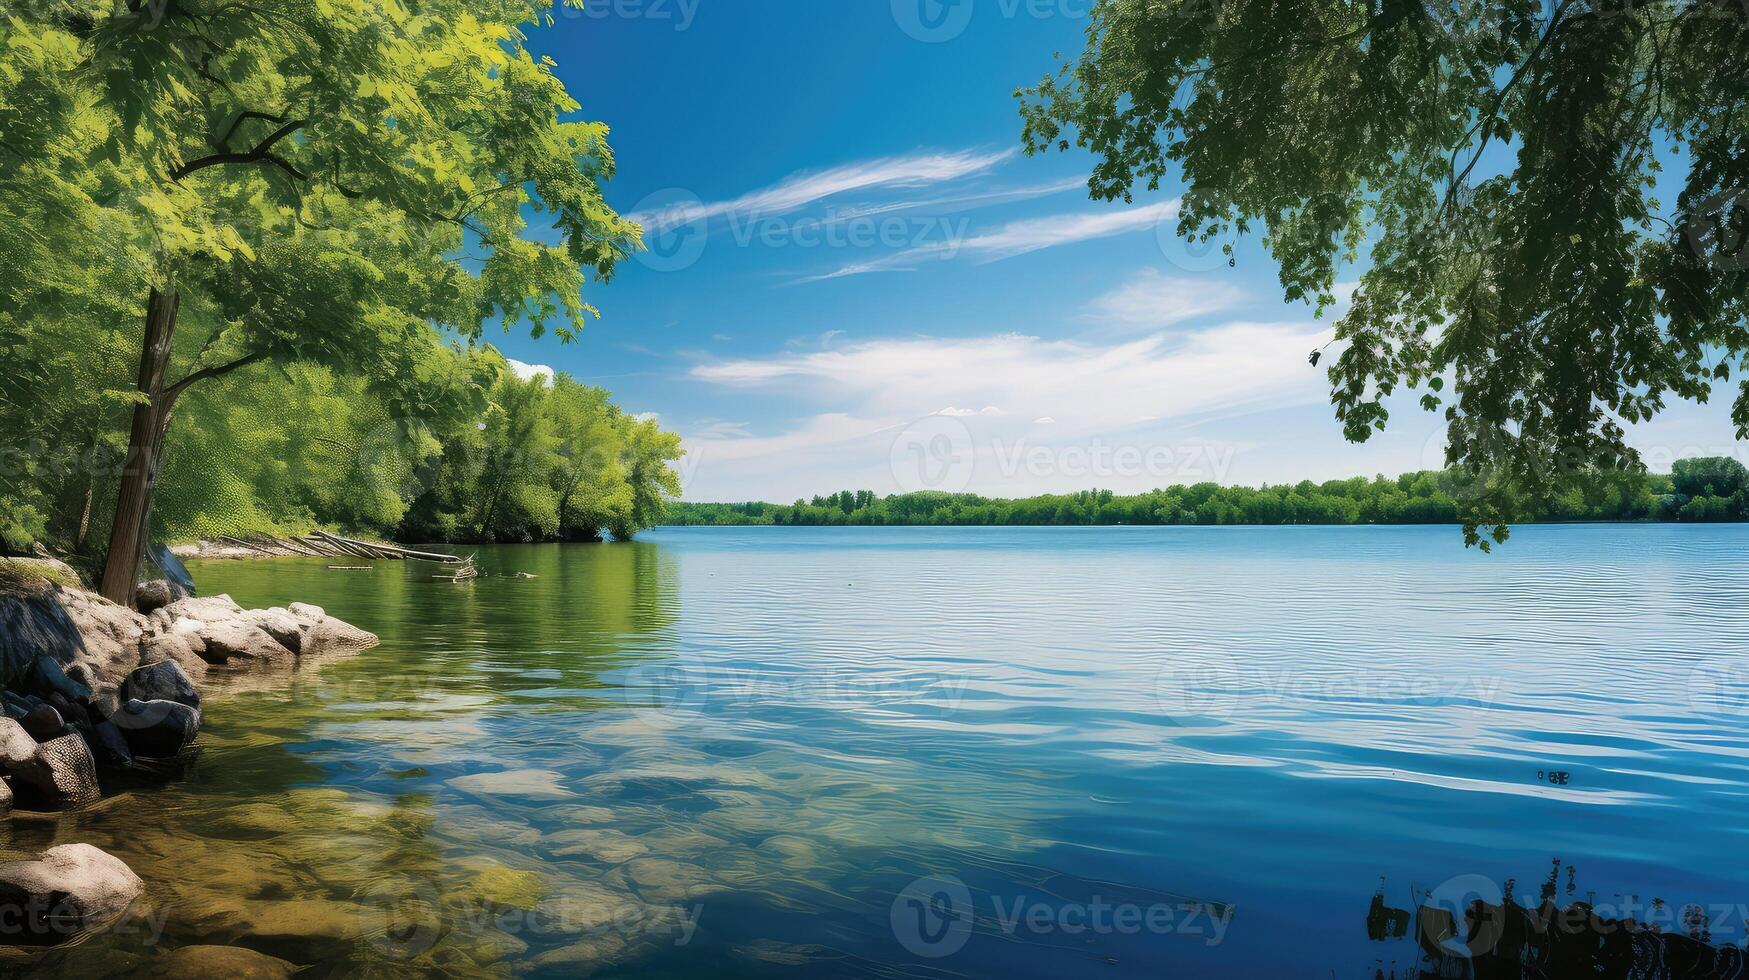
[0,557,379,956]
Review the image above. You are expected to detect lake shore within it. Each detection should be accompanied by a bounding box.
[0,557,380,961]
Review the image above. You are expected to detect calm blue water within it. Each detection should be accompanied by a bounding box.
[43,524,1749,977]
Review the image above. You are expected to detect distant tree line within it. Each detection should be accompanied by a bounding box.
[665,460,1749,528]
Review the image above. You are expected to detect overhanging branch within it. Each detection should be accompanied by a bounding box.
[172,120,307,181]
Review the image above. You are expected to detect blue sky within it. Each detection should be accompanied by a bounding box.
[500,0,1743,503]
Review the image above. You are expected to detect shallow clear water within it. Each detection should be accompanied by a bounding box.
[21,524,1749,976]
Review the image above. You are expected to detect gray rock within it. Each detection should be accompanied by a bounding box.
[162,594,244,623]
[50,587,148,700]
[288,602,326,621]
[0,843,143,946]
[0,725,101,808]
[112,699,201,759]
[121,660,200,709]
[135,580,173,615]
[306,616,379,655]
[141,632,208,687]
[198,621,292,665]
[0,717,53,788]
[152,944,297,979]
[243,608,303,655]
[0,776,10,811]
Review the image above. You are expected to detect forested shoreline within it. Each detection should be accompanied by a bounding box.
[3,341,682,558]
[0,4,683,591]
[665,458,1749,528]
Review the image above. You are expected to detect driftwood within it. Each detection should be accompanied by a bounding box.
[312,531,463,564]
[203,530,462,564]
[433,555,479,581]
[218,535,283,557]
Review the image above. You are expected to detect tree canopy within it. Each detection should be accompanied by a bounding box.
[0,1,681,576]
[1020,0,1749,547]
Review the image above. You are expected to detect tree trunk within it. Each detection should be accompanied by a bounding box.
[98,287,179,606]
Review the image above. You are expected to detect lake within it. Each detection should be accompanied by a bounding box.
[22,524,1749,977]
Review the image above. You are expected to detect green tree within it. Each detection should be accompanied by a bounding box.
[1671,455,1749,500]
[1020,0,1749,548]
[1,2,638,602]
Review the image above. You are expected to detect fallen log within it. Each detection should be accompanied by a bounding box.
[312,530,462,564]
[218,535,283,557]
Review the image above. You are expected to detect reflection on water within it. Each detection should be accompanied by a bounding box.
[1367,860,1749,979]
[10,526,1749,977]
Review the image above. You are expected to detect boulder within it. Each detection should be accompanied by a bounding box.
[0,720,100,808]
[135,580,173,615]
[288,602,325,621]
[0,843,143,946]
[121,660,200,709]
[306,616,378,655]
[90,720,134,770]
[162,594,243,623]
[198,621,292,665]
[112,700,201,759]
[242,608,303,655]
[140,633,208,687]
[50,587,147,700]
[0,777,9,812]
[152,945,297,979]
[21,704,65,742]
[0,717,54,788]
[13,732,102,808]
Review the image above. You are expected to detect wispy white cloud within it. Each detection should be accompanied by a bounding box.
[795,199,1180,283]
[631,148,1015,234]
[681,320,1331,500]
[819,177,1086,224]
[1086,268,1245,331]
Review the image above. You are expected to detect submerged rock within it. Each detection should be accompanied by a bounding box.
[90,719,134,769]
[0,843,143,946]
[122,660,200,710]
[151,945,297,979]
[112,699,201,759]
